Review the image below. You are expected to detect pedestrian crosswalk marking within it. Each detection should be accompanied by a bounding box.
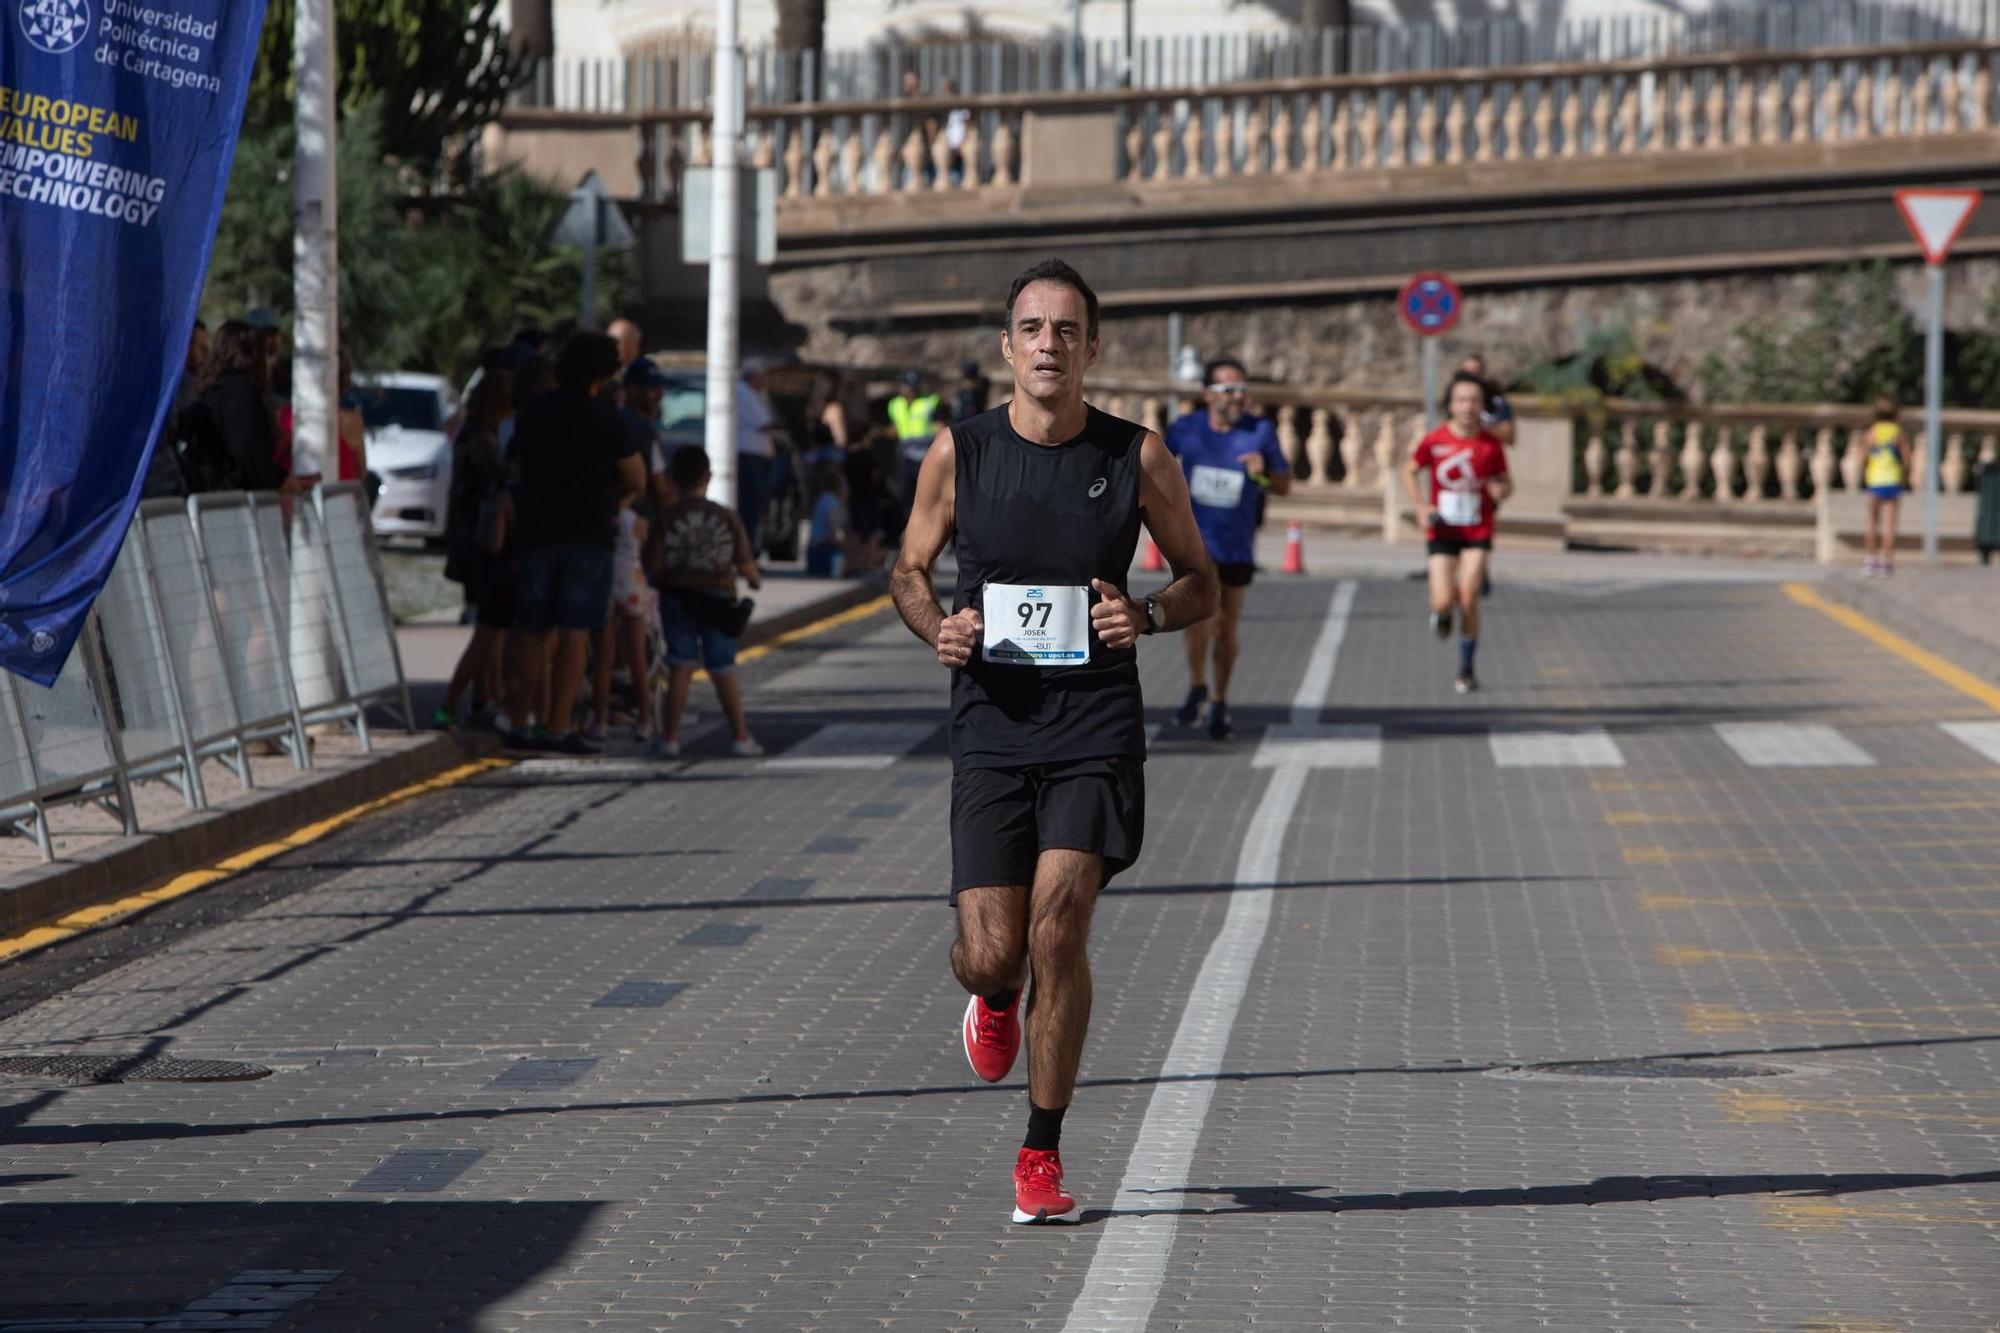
[1941,721,2000,766]
[1251,724,1382,769]
[1489,728,1626,768]
[763,721,935,770]
[1713,723,1875,767]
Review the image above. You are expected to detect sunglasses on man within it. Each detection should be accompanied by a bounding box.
[1206,383,1247,395]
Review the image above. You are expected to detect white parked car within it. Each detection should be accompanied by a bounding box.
[356,371,458,542]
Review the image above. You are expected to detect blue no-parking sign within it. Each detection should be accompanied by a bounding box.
[1398,272,1463,337]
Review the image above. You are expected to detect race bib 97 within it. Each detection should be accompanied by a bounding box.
[1437,489,1482,527]
[983,582,1090,666]
[1188,464,1247,509]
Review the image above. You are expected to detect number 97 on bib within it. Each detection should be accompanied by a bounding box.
[983,582,1091,666]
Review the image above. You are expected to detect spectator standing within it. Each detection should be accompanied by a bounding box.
[942,80,972,185]
[504,331,644,754]
[590,497,655,741]
[1459,353,1515,446]
[734,358,780,551]
[949,359,988,424]
[889,369,943,536]
[143,320,208,498]
[185,319,286,492]
[805,459,851,577]
[607,318,642,370]
[619,358,678,517]
[1861,395,1909,578]
[438,370,516,728]
[653,445,763,758]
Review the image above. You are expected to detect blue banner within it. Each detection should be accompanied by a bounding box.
[1,0,265,684]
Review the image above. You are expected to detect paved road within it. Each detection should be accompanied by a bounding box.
[2,565,1997,1331]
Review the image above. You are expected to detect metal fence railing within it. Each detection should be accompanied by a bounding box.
[0,483,414,860]
[515,0,2000,113]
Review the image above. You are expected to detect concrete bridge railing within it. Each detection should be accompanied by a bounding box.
[493,39,2000,213]
[1072,378,2000,560]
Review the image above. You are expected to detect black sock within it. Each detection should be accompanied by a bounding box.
[1023,1102,1067,1153]
[984,988,1019,1011]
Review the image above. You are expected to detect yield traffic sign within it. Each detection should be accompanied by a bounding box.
[1895,188,1982,266]
[1398,271,1462,336]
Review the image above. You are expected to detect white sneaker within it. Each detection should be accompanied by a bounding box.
[729,737,765,759]
[647,737,680,759]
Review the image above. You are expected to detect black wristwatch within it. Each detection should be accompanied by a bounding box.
[1142,595,1164,635]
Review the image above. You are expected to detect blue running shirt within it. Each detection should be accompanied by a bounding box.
[1163,410,1289,566]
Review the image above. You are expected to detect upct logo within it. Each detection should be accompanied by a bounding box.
[19,0,89,53]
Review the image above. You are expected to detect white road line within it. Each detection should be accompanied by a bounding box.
[1714,722,1875,768]
[1488,728,1626,768]
[1063,580,1355,1332]
[1941,720,2000,766]
[762,720,935,771]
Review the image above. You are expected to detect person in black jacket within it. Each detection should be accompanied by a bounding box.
[184,320,286,493]
[141,319,208,499]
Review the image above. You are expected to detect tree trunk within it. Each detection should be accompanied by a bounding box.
[510,0,552,61]
[775,0,825,98]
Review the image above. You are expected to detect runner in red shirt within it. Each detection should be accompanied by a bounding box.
[1401,373,1512,693]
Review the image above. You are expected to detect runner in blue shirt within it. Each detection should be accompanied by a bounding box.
[1164,357,1292,739]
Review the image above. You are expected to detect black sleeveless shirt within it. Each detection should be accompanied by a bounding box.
[949,403,1147,769]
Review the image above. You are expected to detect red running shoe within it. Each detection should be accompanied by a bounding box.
[1013,1148,1077,1224]
[962,993,1021,1083]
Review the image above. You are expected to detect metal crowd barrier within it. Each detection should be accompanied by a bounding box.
[0,484,414,860]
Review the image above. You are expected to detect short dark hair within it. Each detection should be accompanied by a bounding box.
[1443,371,1488,415]
[553,331,622,393]
[670,444,712,490]
[1203,356,1247,386]
[1004,259,1099,342]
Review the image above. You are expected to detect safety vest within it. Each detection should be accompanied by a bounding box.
[889,393,941,443]
[1864,421,1906,489]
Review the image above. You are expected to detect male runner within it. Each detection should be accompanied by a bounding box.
[1402,372,1511,694]
[1165,356,1292,739]
[892,258,1216,1224]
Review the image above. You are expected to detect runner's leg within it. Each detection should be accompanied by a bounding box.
[1456,549,1488,641]
[1210,584,1250,705]
[952,884,1030,999]
[1023,848,1104,1111]
[1183,616,1212,695]
[1428,553,1457,624]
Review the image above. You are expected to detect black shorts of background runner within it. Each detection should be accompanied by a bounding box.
[949,757,1145,902]
[1214,561,1255,588]
[1426,532,1492,558]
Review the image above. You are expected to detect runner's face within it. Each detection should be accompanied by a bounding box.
[1003,281,1097,406]
[1448,381,1484,433]
[1206,365,1247,425]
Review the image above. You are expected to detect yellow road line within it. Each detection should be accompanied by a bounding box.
[1784,582,2000,714]
[0,757,510,966]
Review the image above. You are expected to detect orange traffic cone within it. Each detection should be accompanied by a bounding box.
[1141,536,1165,572]
[1282,522,1306,575]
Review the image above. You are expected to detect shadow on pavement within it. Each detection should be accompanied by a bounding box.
[1081,1168,2000,1222]
[0,1199,602,1330]
[6,1032,1992,1149]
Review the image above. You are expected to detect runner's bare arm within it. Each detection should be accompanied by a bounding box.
[1401,451,1432,523]
[891,428,980,666]
[1101,430,1217,643]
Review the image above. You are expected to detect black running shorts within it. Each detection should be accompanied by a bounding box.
[949,756,1145,902]
[1426,532,1493,558]
[1214,561,1256,588]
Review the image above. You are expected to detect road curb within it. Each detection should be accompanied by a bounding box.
[1810,577,2000,689]
[0,729,501,939]
[737,579,889,650]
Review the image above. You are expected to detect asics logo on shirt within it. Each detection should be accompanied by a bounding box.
[1087,477,1108,498]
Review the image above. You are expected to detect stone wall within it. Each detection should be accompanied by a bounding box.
[772,257,2000,398]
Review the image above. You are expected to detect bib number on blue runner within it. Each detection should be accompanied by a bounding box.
[1188,464,1247,509]
[983,582,1090,666]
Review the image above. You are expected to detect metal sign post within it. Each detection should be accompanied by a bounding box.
[1894,188,1982,563]
[1398,271,1463,429]
[550,171,635,332]
[705,0,745,508]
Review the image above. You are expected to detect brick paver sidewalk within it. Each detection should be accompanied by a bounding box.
[0,561,1994,1331]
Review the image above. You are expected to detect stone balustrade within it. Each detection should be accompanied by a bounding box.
[499,39,2000,207]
